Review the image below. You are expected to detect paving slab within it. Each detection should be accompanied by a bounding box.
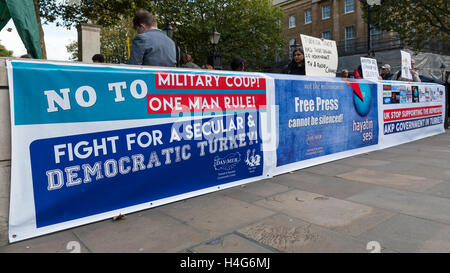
[358,214,450,253]
[335,157,390,167]
[392,165,450,181]
[386,153,450,169]
[237,214,367,253]
[387,145,450,160]
[220,186,265,203]
[425,182,450,199]
[301,162,357,177]
[336,156,415,172]
[354,150,402,161]
[222,180,290,203]
[253,189,376,230]
[72,209,209,253]
[190,233,273,253]
[238,180,291,198]
[337,168,442,193]
[0,230,88,253]
[347,187,450,225]
[157,194,275,236]
[275,172,374,199]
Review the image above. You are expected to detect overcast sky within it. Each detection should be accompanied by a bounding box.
[0,20,77,61]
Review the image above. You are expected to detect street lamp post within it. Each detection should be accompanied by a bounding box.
[440,63,446,81]
[367,0,381,56]
[209,27,221,69]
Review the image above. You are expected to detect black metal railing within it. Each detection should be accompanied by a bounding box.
[336,34,450,56]
[336,34,403,56]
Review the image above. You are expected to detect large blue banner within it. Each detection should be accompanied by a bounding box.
[30,113,262,228]
[275,76,379,167]
[7,60,269,242]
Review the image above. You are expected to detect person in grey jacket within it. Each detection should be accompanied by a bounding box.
[128,9,177,67]
[392,59,421,82]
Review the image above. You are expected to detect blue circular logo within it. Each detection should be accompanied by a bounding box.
[353,83,371,116]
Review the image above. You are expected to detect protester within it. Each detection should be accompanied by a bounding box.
[284,48,305,75]
[92,54,105,63]
[201,64,214,70]
[392,59,421,82]
[180,53,200,69]
[379,64,393,80]
[128,9,177,67]
[353,65,363,79]
[230,56,245,71]
[341,69,349,78]
[355,54,376,79]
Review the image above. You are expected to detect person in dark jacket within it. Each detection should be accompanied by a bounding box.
[380,64,393,80]
[353,65,363,79]
[230,56,245,71]
[284,48,306,75]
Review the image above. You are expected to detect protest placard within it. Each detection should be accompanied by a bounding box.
[300,34,338,77]
[360,57,380,81]
[400,50,412,80]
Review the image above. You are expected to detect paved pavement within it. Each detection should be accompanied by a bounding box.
[1,130,450,253]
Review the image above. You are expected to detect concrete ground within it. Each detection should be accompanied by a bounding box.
[1,130,450,253]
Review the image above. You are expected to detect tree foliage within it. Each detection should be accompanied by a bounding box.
[100,16,136,64]
[0,41,13,57]
[38,0,285,71]
[65,40,78,61]
[360,0,449,50]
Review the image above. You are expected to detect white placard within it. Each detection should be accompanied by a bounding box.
[400,50,412,80]
[300,34,338,77]
[360,57,379,80]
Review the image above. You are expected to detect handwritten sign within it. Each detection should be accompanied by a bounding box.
[360,57,379,81]
[300,34,338,77]
[400,50,412,80]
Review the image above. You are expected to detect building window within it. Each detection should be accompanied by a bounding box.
[322,31,331,40]
[345,26,355,52]
[304,9,312,24]
[289,38,297,58]
[344,0,354,13]
[322,5,331,20]
[289,15,296,29]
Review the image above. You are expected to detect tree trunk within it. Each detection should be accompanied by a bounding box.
[33,0,47,59]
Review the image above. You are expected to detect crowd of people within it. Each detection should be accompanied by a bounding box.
[88,9,245,72]
[86,9,430,86]
[16,8,449,125]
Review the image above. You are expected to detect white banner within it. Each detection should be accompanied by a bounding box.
[5,60,446,243]
[7,60,276,242]
[379,80,446,148]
